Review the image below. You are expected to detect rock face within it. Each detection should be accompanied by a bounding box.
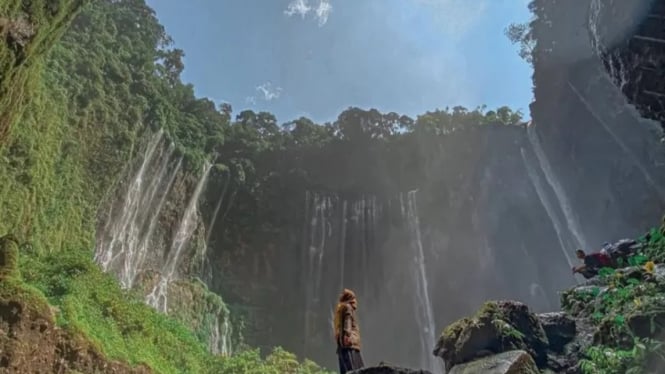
[593,0,665,128]
[448,350,539,374]
[433,301,548,371]
[537,312,576,352]
[0,235,150,373]
[350,365,432,374]
[529,0,665,249]
[437,251,665,373]
[434,300,590,373]
[0,298,151,373]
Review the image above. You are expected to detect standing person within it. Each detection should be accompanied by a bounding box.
[334,289,365,374]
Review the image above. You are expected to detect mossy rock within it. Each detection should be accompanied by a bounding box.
[448,350,539,374]
[433,301,548,371]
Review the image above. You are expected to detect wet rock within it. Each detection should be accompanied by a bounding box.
[433,301,548,371]
[350,365,432,374]
[448,350,538,374]
[653,264,665,282]
[627,310,665,338]
[537,312,576,352]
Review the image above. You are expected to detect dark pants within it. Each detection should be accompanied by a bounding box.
[337,347,364,374]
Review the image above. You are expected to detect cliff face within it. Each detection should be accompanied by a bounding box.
[199,0,665,370]
[197,124,580,371]
[5,0,661,372]
[592,0,665,128]
[529,0,665,248]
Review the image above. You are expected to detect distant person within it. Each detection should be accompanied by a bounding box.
[334,288,364,374]
[572,249,612,278]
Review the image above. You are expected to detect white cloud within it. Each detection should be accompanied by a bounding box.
[413,0,488,38]
[256,82,283,101]
[285,0,332,26]
[244,82,283,105]
[284,0,310,18]
[314,1,333,26]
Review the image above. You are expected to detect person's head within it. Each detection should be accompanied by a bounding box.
[339,288,357,308]
[575,249,586,259]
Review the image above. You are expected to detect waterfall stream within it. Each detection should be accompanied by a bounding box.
[402,191,440,373]
[96,130,182,289]
[526,124,590,253]
[520,146,575,270]
[146,162,212,313]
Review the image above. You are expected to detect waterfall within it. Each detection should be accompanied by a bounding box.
[402,191,440,373]
[128,156,183,288]
[209,307,233,356]
[303,191,333,353]
[96,130,163,273]
[146,162,213,313]
[95,130,182,289]
[586,0,665,185]
[339,200,347,291]
[526,124,591,253]
[206,170,230,245]
[520,146,576,271]
[567,80,665,202]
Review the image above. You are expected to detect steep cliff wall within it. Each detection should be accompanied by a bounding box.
[592,0,665,129]
[529,0,665,248]
[201,123,583,371]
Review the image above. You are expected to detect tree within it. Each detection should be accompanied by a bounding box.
[505,22,535,64]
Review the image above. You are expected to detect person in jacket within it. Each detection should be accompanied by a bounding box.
[572,249,612,278]
[334,288,364,374]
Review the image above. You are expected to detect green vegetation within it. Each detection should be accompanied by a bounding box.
[0,0,529,372]
[0,0,88,142]
[11,245,332,373]
[0,0,333,371]
[562,224,665,373]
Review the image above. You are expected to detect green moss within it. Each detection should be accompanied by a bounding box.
[16,247,329,373]
[167,278,242,353]
[0,0,88,142]
[0,234,19,279]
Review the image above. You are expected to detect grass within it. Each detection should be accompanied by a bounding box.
[15,246,333,373]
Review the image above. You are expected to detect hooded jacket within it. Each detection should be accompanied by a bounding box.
[335,301,361,351]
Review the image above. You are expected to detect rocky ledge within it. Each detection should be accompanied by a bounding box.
[432,260,665,374]
[350,364,432,374]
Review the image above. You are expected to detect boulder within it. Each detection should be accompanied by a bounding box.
[537,312,576,352]
[627,309,665,339]
[350,364,432,374]
[433,301,548,371]
[448,350,538,374]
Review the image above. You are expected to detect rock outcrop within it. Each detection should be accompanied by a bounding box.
[433,301,548,371]
[350,364,432,374]
[448,350,539,374]
[433,299,593,373]
[435,251,665,374]
[0,235,150,373]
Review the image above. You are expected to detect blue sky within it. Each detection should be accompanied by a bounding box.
[146,0,534,124]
